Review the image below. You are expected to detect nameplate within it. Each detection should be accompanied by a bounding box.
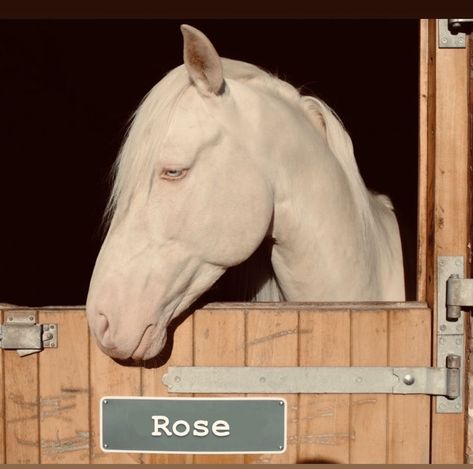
[100,397,286,454]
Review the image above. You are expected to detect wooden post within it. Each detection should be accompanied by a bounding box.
[426,19,470,464]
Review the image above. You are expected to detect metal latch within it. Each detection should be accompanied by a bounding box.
[0,311,57,356]
[439,19,473,48]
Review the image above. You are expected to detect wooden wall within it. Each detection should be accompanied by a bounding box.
[0,303,439,464]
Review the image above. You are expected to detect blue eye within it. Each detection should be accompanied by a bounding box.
[161,168,188,180]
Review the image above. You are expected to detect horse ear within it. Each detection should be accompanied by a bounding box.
[180,24,225,96]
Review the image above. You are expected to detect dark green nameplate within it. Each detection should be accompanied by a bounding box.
[100,397,286,454]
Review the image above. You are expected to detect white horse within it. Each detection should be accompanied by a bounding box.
[86,25,405,361]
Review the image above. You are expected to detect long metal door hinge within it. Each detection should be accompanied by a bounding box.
[163,363,461,398]
[0,311,57,356]
[439,19,473,48]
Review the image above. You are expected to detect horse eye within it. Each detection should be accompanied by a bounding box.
[161,168,188,180]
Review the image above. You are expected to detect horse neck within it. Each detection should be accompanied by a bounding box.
[266,109,402,301]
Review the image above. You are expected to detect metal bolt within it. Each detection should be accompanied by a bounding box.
[403,374,415,386]
[50,342,55,347]
[447,354,461,369]
[441,38,448,44]
[29,316,34,321]
[440,325,447,332]
[103,399,108,404]
[174,376,181,383]
[259,377,266,383]
[50,325,55,330]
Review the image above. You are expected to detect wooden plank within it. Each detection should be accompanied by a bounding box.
[387,308,431,463]
[3,309,40,464]
[429,19,469,464]
[349,310,388,463]
[141,314,194,464]
[244,308,299,464]
[192,309,245,464]
[467,32,473,466]
[89,326,141,464]
[38,310,90,464]
[0,309,4,464]
[298,310,350,464]
[417,18,436,303]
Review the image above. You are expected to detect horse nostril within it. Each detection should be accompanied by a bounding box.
[95,312,110,341]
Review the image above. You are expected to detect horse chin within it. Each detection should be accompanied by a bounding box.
[131,325,167,361]
[95,324,167,362]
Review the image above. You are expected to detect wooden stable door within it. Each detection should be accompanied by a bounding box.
[0,20,470,464]
[0,304,432,464]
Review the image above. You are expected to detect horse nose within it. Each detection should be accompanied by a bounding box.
[92,311,112,346]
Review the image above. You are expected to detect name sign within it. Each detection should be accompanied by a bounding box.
[100,397,286,454]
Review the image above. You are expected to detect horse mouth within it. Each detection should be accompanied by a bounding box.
[131,324,166,361]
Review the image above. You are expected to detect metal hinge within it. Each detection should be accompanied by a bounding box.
[163,362,461,399]
[439,19,473,48]
[0,311,57,356]
[162,256,466,414]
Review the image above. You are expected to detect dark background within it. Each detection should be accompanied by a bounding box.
[0,20,419,305]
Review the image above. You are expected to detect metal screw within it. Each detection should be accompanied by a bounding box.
[279,401,284,406]
[103,443,108,449]
[440,259,445,265]
[50,325,55,330]
[278,445,283,450]
[440,325,447,332]
[403,374,415,386]
[29,316,34,321]
[455,259,462,266]
[259,377,266,383]
[174,376,181,383]
[355,376,363,383]
[456,404,461,410]
[457,324,463,332]
[440,403,446,409]
[7,317,13,321]
[103,399,108,404]
[50,342,55,347]
[441,38,448,44]
[439,337,446,345]
[456,338,462,345]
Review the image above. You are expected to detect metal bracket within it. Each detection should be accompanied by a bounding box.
[438,19,473,48]
[0,311,57,356]
[437,256,466,413]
